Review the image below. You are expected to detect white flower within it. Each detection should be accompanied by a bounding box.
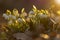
[29,11,34,14]
[9,14,12,18]
[9,15,16,19]
[17,18,22,22]
[12,15,16,20]
[5,16,9,19]
[3,14,9,19]
[3,14,6,17]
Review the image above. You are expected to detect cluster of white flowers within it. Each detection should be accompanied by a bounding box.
[3,14,17,20]
[29,11,34,14]
[17,18,23,22]
[3,9,24,26]
[3,14,9,19]
[3,8,49,27]
[9,15,16,19]
[3,6,57,40]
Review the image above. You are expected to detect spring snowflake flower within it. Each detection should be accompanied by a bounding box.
[3,14,7,17]
[9,14,12,18]
[28,11,34,18]
[17,18,23,22]
[12,15,16,20]
[9,15,16,20]
[29,11,34,14]
[5,16,9,20]
[3,14,9,19]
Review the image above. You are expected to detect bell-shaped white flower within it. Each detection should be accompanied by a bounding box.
[9,14,12,18]
[3,14,7,17]
[3,14,9,19]
[12,15,16,20]
[29,11,34,14]
[9,15,16,20]
[17,18,23,22]
[5,16,9,20]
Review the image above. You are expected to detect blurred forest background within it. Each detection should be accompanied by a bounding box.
[0,0,51,13]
